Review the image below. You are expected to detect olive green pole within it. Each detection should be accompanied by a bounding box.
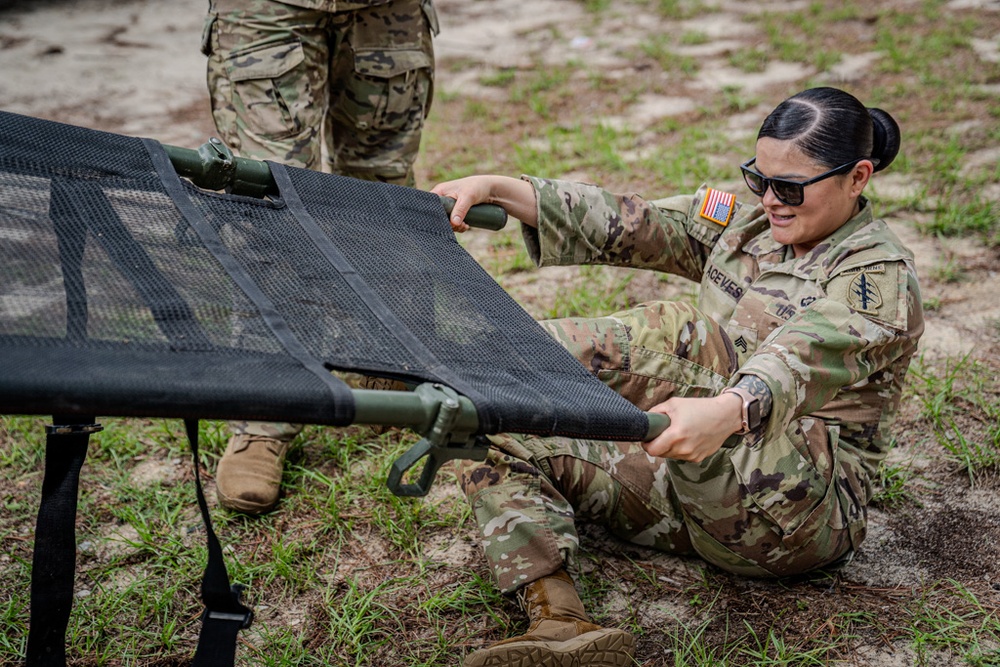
[349,386,670,442]
[162,141,508,231]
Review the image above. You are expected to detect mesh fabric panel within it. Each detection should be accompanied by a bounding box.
[0,111,649,440]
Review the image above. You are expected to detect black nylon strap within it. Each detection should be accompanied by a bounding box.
[50,177,215,351]
[186,419,253,667]
[25,416,93,667]
[268,162,494,424]
[142,138,355,425]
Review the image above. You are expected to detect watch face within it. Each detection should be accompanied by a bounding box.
[747,399,761,430]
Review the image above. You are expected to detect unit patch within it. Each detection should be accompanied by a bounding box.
[699,188,736,226]
[828,262,901,327]
[847,271,883,314]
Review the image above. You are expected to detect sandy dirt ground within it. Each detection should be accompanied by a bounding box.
[2,0,1000,665]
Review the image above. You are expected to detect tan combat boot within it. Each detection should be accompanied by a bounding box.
[215,433,290,515]
[463,569,635,667]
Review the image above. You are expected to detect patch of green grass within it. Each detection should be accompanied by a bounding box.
[922,199,1000,247]
[728,47,770,74]
[479,68,516,88]
[640,35,700,76]
[905,580,1000,664]
[908,355,1000,482]
[871,454,919,508]
[543,265,636,319]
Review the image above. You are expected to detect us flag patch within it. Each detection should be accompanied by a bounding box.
[699,188,736,226]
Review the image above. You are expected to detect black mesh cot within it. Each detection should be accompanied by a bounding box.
[0,110,660,665]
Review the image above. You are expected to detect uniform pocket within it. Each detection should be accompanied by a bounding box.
[200,13,217,57]
[347,48,433,130]
[729,422,830,542]
[420,0,440,36]
[225,40,306,139]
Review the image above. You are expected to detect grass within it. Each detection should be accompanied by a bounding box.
[4,0,1000,665]
[908,355,1000,483]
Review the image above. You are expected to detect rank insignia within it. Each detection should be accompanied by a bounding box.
[699,188,736,226]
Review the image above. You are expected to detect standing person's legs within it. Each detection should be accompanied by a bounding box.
[326,0,436,185]
[205,0,332,512]
[206,0,330,168]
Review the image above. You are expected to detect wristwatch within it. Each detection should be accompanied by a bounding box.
[721,386,761,435]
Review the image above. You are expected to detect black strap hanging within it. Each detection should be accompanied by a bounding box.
[25,417,99,667]
[185,419,253,667]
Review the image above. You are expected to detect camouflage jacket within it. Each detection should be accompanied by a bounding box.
[520,177,925,481]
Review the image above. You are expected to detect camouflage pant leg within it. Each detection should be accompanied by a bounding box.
[205,0,434,183]
[459,434,695,594]
[206,0,330,170]
[538,300,738,408]
[326,0,435,185]
[462,301,855,591]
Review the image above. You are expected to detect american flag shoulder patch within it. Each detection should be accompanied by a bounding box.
[699,188,736,226]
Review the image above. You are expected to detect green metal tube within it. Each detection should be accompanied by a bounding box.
[162,141,507,230]
[439,196,508,231]
[351,386,669,442]
[350,387,480,434]
[645,412,670,441]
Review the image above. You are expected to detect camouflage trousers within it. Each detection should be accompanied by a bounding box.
[460,301,860,593]
[204,0,436,184]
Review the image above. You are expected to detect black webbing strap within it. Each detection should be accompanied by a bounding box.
[26,416,99,667]
[186,419,253,667]
[142,138,354,424]
[268,162,493,420]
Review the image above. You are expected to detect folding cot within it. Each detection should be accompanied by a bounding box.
[0,111,667,665]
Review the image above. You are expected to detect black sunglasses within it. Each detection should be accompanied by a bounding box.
[740,157,873,206]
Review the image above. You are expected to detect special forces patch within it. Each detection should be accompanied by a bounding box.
[828,262,901,327]
[847,266,884,314]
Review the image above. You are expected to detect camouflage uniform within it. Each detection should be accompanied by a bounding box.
[461,178,924,593]
[203,0,436,441]
[203,0,437,184]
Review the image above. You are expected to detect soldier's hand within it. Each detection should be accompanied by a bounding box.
[431,175,537,232]
[432,176,497,232]
[643,394,743,462]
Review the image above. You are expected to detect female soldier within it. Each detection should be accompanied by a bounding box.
[432,87,924,667]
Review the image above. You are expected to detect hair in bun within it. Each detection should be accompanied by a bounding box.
[758,87,901,172]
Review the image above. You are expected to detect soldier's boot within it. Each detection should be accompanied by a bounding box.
[463,569,635,667]
[215,433,291,515]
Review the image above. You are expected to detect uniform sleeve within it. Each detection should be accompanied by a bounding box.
[517,175,713,282]
[735,259,923,445]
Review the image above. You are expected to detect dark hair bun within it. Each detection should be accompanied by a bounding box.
[869,108,900,172]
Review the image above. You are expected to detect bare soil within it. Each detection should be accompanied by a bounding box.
[2,0,1000,665]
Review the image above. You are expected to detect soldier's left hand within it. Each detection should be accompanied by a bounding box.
[644,393,744,462]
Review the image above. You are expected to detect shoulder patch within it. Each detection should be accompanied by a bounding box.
[828,262,903,328]
[699,188,736,227]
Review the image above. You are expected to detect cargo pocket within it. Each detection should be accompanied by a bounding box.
[729,422,830,545]
[343,48,433,132]
[833,433,870,552]
[225,40,306,139]
[200,13,216,57]
[420,0,441,36]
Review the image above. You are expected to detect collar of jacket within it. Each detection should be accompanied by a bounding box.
[740,196,880,279]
